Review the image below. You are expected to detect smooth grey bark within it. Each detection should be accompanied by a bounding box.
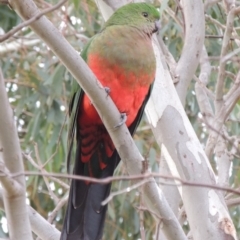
[0,189,60,240]
[175,0,205,105]
[0,69,32,240]
[145,41,237,240]
[97,1,237,239]
[9,0,187,239]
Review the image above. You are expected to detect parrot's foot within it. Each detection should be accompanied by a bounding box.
[141,159,149,174]
[104,87,110,96]
[114,113,127,128]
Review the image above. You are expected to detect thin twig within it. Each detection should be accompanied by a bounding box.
[2,170,240,197]
[102,179,151,205]
[34,143,59,203]
[47,194,68,223]
[23,152,69,189]
[0,0,68,43]
[215,7,235,112]
[139,191,145,240]
[135,205,161,220]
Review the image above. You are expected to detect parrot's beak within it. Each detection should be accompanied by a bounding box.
[153,20,161,33]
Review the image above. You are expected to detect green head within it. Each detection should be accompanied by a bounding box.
[104,3,160,36]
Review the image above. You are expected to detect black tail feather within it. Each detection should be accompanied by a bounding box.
[60,144,119,240]
[61,86,153,240]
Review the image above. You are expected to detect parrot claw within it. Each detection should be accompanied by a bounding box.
[114,113,127,128]
[104,87,111,96]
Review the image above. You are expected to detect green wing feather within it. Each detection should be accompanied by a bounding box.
[67,37,94,171]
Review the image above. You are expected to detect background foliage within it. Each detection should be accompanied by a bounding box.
[1,0,240,239]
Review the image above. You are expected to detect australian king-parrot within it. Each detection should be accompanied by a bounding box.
[60,3,160,240]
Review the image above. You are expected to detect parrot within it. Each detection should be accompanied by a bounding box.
[60,3,160,240]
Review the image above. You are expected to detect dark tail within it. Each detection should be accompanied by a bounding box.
[61,86,153,240]
[60,142,119,240]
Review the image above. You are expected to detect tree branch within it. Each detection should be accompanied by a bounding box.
[9,0,187,239]
[175,0,205,104]
[0,66,32,239]
[0,0,68,43]
[205,6,238,159]
[95,1,187,239]
[0,188,61,240]
[0,159,22,196]
[145,35,237,240]
[3,170,240,198]
[215,7,235,113]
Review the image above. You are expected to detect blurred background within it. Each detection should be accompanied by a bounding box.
[1,0,240,239]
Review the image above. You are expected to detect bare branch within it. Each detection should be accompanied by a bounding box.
[33,143,59,204]
[204,0,221,11]
[205,14,226,29]
[215,7,235,113]
[146,36,237,240]
[0,65,32,239]
[0,188,61,240]
[227,197,240,207]
[195,46,213,123]
[2,170,240,197]
[23,152,69,190]
[47,195,68,224]
[0,38,41,55]
[216,134,231,190]
[9,0,187,239]
[102,179,151,205]
[205,6,240,159]
[0,160,22,196]
[0,0,68,43]
[175,0,205,104]
[223,0,236,12]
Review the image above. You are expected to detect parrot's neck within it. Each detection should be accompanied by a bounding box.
[89,25,156,86]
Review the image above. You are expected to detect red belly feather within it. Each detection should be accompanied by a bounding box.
[79,54,154,164]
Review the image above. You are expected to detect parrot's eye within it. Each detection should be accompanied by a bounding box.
[142,12,148,18]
